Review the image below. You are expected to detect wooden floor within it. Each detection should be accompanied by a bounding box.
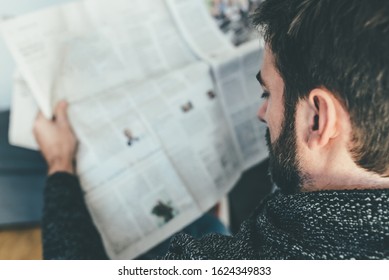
[0,227,42,260]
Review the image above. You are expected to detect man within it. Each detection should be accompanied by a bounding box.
[34,0,389,259]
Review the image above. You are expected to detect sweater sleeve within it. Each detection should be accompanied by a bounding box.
[42,172,109,260]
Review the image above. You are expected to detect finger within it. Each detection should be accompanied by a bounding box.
[35,111,44,122]
[54,100,69,124]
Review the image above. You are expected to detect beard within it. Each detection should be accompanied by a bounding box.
[265,106,303,194]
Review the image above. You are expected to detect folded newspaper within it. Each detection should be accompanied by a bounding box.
[2,0,267,259]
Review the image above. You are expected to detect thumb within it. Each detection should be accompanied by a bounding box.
[54,100,69,124]
[33,111,45,132]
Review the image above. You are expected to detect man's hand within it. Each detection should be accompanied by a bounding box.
[33,101,78,175]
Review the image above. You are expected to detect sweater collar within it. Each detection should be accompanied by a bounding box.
[258,189,389,258]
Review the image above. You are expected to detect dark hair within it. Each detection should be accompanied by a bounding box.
[252,0,389,175]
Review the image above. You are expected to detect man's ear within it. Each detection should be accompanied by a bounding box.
[306,88,339,150]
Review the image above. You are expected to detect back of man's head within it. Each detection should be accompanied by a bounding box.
[253,0,389,176]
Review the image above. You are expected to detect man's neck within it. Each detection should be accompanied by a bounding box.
[301,169,389,192]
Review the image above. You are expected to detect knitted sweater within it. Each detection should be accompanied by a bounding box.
[43,173,389,259]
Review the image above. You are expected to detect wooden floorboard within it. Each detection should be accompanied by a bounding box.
[0,227,42,260]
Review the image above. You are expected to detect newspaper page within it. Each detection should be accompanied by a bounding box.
[8,71,39,150]
[129,62,242,211]
[68,63,241,258]
[66,83,202,259]
[2,1,103,118]
[83,0,196,77]
[167,0,268,169]
[212,41,268,169]
[166,0,235,61]
[1,0,197,118]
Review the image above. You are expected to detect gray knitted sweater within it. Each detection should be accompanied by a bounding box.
[43,173,389,259]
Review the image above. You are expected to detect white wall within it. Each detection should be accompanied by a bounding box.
[0,0,72,111]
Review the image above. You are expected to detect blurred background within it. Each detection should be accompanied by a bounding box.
[206,0,262,46]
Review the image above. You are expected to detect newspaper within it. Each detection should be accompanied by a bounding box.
[211,41,268,170]
[2,0,268,259]
[168,0,267,169]
[8,71,39,150]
